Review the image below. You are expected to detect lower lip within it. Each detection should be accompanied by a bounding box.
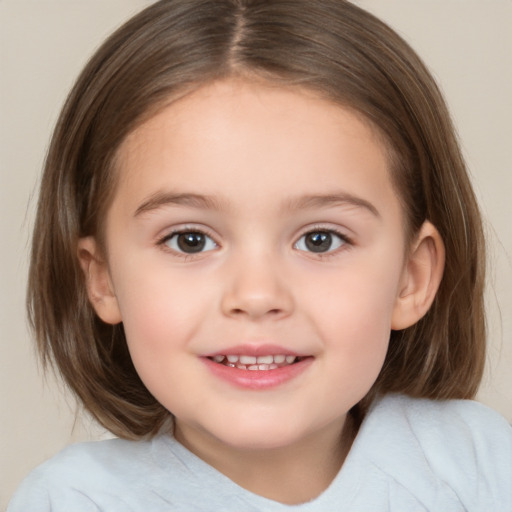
[202,357,313,390]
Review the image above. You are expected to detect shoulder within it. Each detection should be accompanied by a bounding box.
[377,393,512,459]
[359,394,512,511]
[7,437,158,512]
[7,435,276,511]
[23,436,155,483]
[374,392,512,440]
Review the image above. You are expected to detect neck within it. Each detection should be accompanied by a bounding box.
[174,413,357,505]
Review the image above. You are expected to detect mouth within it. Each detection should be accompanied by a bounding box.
[203,350,313,389]
[207,354,308,371]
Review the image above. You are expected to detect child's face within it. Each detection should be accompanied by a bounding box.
[95,80,411,453]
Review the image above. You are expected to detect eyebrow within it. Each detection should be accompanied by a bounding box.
[134,190,380,218]
[283,192,381,218]
[134,191,227,217]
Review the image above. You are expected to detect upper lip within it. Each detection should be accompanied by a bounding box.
[202,343,310,358]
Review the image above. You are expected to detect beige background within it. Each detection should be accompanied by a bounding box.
[1,0,511,508]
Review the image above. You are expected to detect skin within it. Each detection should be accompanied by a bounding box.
[79,79,444,504]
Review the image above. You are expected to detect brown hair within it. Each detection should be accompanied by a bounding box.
[28,0,486,439]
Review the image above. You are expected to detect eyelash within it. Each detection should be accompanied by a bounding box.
[156,227,219,259]
[294,226,353,258]
[156,226,353,258]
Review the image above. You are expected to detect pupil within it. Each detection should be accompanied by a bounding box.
[177,232,205,253]
[305,232,332,253]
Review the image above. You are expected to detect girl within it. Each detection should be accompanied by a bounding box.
[8,0,512,510]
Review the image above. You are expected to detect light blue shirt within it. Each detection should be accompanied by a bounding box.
[8,394,512,511]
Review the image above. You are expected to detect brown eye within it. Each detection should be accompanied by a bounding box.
[165,231,217,254]
[295,230,346,254]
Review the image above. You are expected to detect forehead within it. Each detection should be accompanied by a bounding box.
[113,79,398,218]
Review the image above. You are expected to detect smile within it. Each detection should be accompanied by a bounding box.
[208,354,304,371]
[203,351,313,390]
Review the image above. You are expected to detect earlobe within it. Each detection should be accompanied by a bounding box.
[391,221,445,330]
[77,237,122,325]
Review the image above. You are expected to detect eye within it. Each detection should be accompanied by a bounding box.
[294,230,347,254]
[163,231,218,254]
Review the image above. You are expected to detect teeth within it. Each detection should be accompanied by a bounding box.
[257,355,273,364]
[211,354,301,370]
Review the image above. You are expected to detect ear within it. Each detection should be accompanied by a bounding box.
[391,221,445,330]
[77,237,122,325]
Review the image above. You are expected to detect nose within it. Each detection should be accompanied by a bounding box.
[220,253,294,321]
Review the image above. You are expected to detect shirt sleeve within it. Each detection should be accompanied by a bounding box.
[7,470,51,512]
[7,467,101,512]
[406,397,512,512]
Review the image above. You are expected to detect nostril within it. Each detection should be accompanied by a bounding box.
[229,307,284,318]
[221,281,294,319]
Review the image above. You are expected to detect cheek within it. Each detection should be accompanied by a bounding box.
[326,288,392,367]
[111,262,212,359]
[111,269,209,409]
[302,252,404,380]
[307,250,403,331]
[317,290,394,400]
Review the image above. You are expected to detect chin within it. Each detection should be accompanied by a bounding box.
[205,416,324,453]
